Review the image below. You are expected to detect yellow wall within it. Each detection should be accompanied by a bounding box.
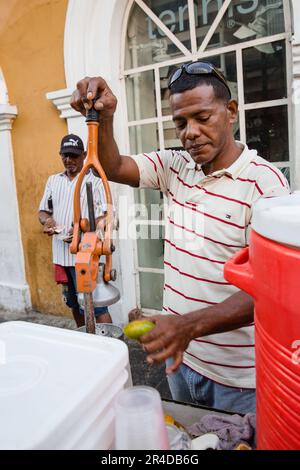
[0,0,71,316]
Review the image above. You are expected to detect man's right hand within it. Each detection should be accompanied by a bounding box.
[70,77,117,120]
[43,217,56,236]
[70,76,140,188]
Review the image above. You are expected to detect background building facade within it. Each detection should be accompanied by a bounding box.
[1,0,299,323]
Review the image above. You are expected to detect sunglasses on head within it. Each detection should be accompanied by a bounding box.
[168,61,231,98]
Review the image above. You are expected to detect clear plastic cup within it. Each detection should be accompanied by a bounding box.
[114,386,170,450]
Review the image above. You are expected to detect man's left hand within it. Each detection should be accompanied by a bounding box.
[140,315,192,374]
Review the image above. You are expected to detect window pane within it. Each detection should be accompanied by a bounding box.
[139,272,164,310]
[234,126,240,141]
[243,40,286,103]
[134,188,164,220]
[129,123,159,154]
[279,167,290,185]
[206,0,285,51]
[159,65,172,116]
[137,225,165,269]
[143,0,191,52]
[163,120,182,149]
[126,70,157,121]
[125,2,185,69]
[246,106,289,162]
[195,0,227,49]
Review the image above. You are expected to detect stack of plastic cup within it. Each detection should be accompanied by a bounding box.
[114,386,170,450]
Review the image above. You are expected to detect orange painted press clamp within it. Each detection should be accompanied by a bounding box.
[70,105,116,296]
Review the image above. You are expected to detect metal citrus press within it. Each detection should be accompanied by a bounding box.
[70,102,120,334]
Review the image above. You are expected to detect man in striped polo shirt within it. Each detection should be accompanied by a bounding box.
[39,134,111,327]
[71,64,289,413]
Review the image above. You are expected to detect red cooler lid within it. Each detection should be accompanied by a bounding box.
[252,193,300,248]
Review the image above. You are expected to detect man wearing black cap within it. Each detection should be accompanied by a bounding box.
[38,133,112,326]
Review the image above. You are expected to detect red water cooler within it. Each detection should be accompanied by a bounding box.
[224,195,300,450]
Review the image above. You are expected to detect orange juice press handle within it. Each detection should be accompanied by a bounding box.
[70,101,114,284]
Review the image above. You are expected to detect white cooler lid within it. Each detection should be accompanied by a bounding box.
[252,192,300,248]
[0,321,128,450]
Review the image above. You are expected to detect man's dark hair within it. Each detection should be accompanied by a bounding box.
[169,71,231,102]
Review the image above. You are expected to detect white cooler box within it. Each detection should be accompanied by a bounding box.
[0,321,129,450]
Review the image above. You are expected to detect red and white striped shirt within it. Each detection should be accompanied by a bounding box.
[131,142,290,388]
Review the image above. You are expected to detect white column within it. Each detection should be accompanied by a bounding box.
[0,104,31,311]
[291,0,300,189]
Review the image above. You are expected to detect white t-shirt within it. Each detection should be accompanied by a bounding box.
[131,142,290,388]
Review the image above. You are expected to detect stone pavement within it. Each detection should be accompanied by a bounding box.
[0,308,172,399]
[0,309,76,329]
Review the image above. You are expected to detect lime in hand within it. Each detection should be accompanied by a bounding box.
[123,320,155,340]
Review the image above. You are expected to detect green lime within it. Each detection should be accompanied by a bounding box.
[123,320,155,340]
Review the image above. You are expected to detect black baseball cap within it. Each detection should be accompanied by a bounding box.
[60,134,84,156]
